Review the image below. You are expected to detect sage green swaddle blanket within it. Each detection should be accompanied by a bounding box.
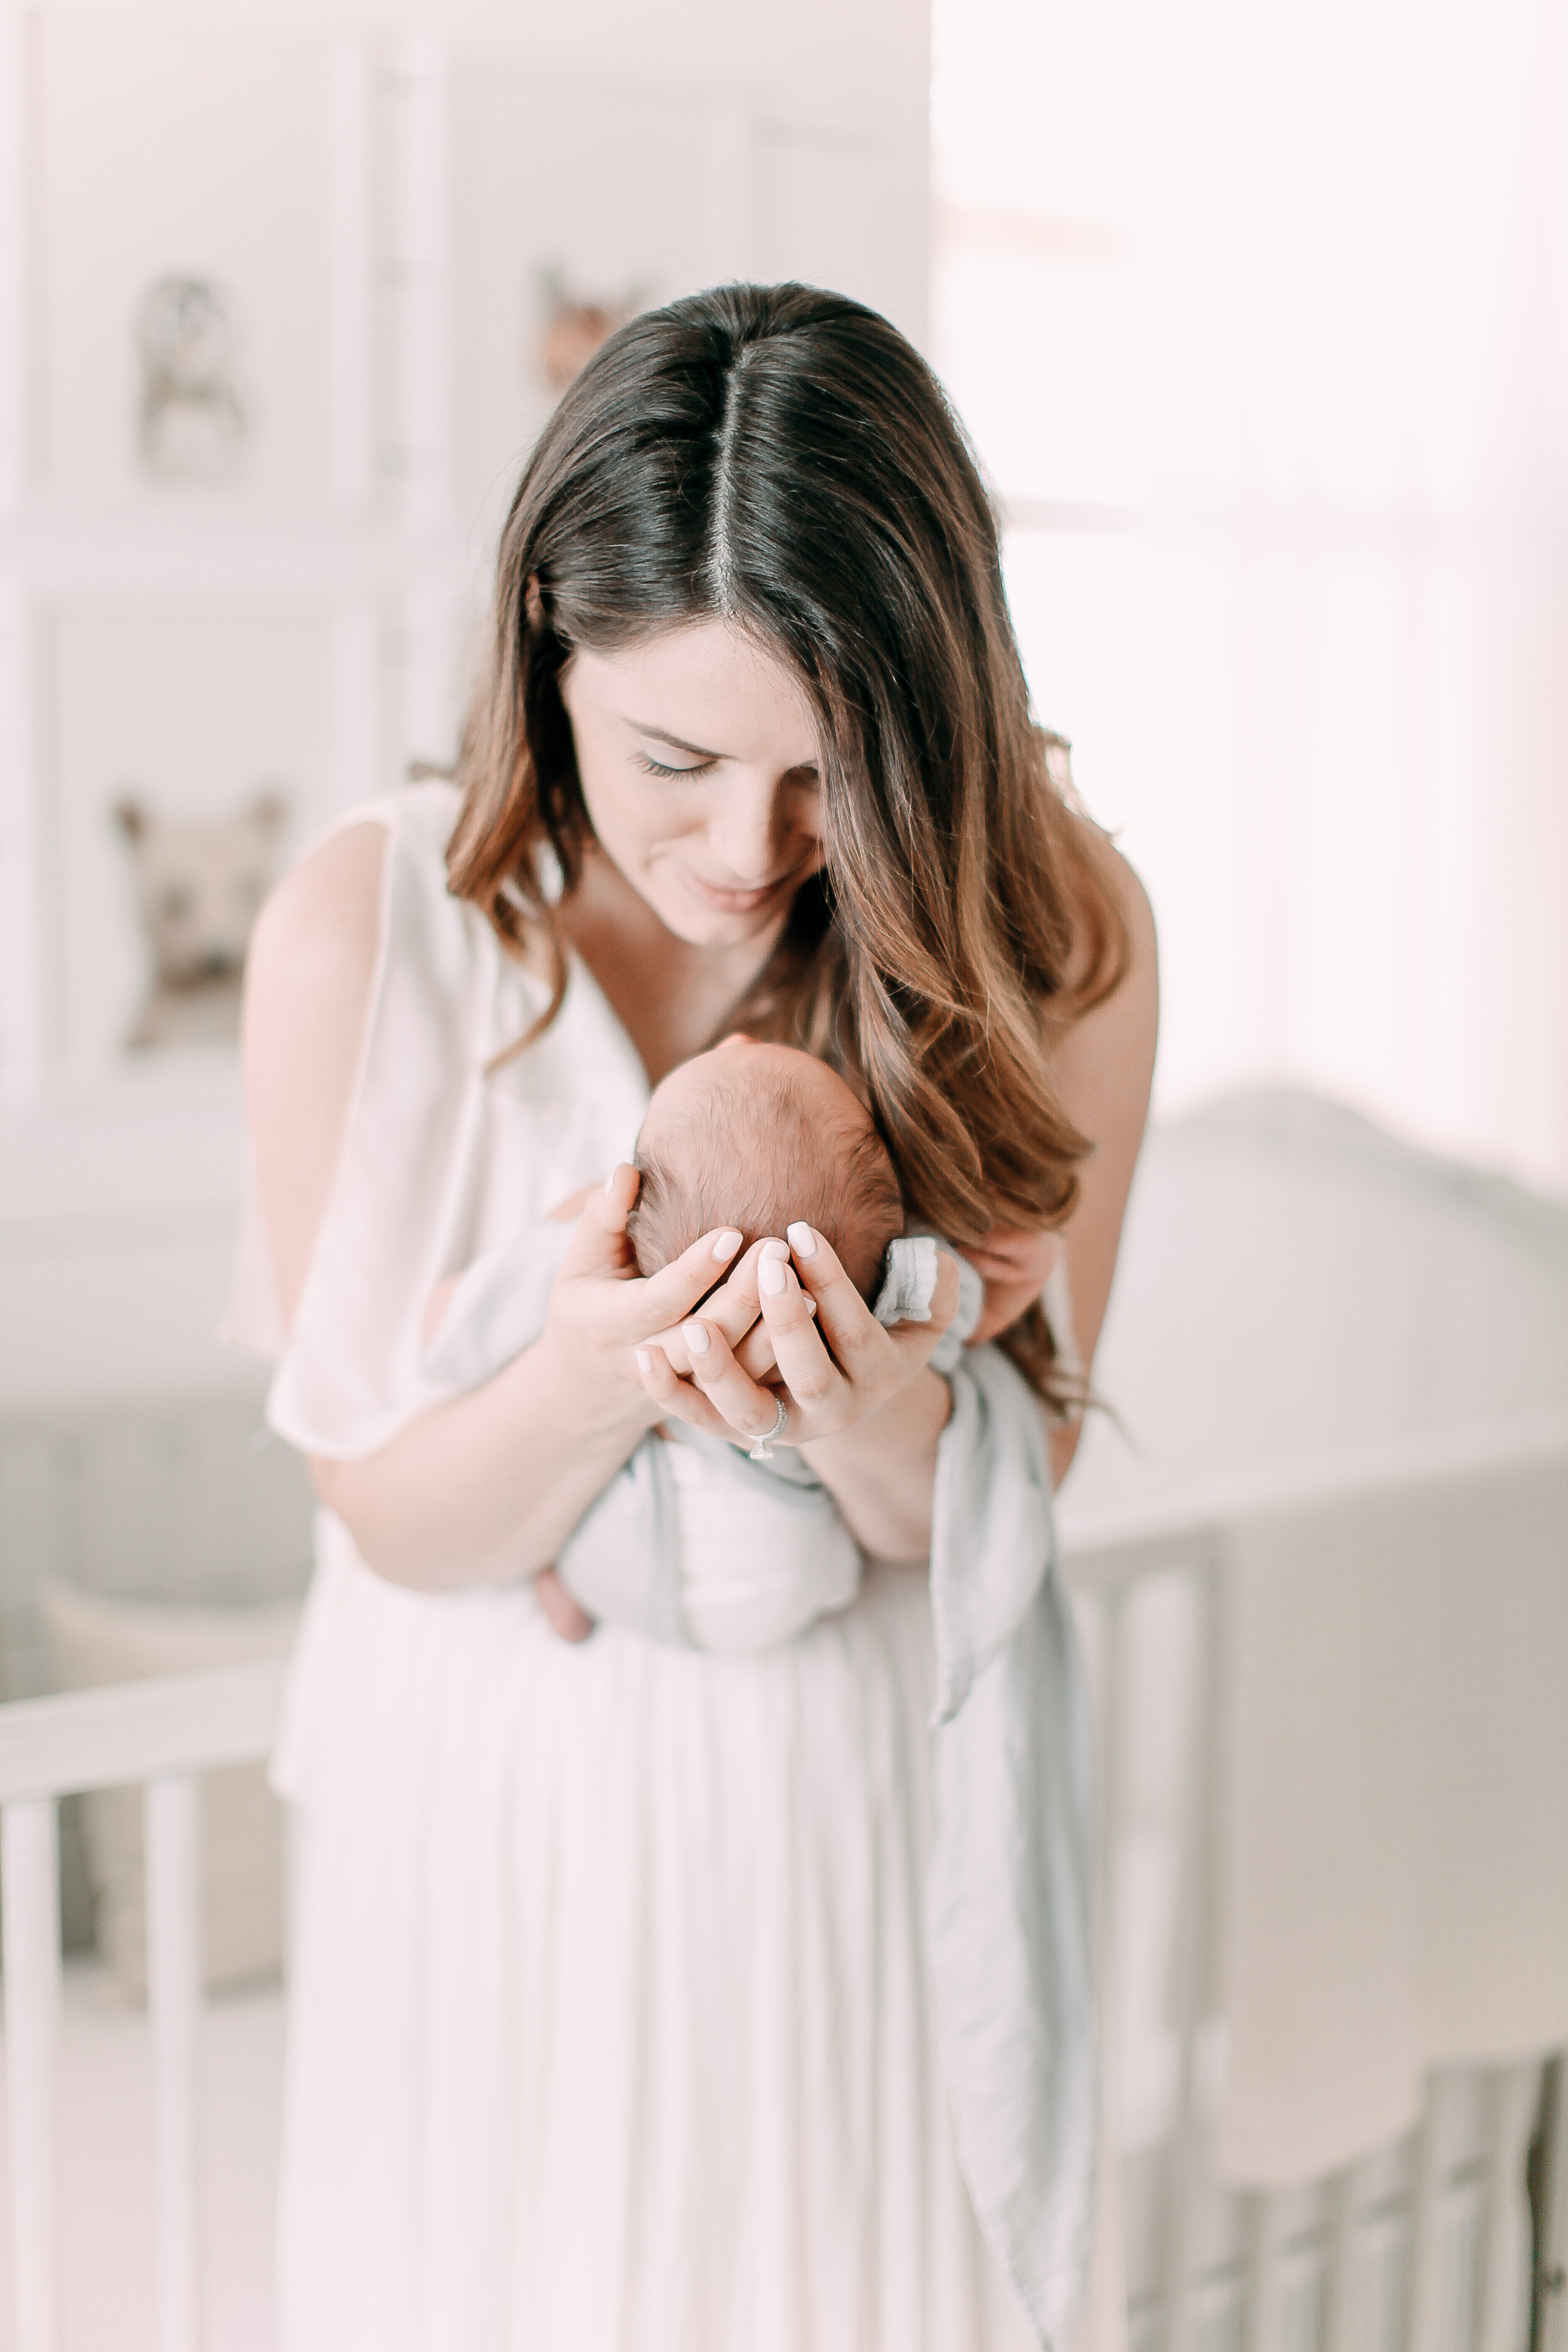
[424,1229,1098,2350]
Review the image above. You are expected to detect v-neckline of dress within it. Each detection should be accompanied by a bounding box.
[560,940,657,1113]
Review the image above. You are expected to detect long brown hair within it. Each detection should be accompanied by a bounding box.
[448,283,1127,1404]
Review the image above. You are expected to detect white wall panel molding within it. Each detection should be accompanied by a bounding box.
[392,576,462,782]
[330,594,384,811]
[0,512,450,598]
[0,571,43,1100]
[329,36,374,512]
[379,31,450,532]
[0,0,28,514]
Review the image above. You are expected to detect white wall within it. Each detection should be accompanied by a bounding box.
[930,0,1568,1204]
[0,0,932,1407]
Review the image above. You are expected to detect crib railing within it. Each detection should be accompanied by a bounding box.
[1056,1409,1568,2352]
[2,1424,1565,2352]
[0,1661,287,2352]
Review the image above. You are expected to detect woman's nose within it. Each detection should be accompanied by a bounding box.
[709,777,797,883]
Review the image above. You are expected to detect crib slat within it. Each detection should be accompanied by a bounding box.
[1159,1553,1222,2352]
[146,1774,203,2352]
[1401,2080,1446,2352]
[2,1796,61,2352]
[1322,2164,1359,2352]
[1240,2187,1281,2352]
[1476,2064,1535,2352]
[1540,2057,1568,2352]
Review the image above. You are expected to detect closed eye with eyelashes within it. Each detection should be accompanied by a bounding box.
[633,750,718,780]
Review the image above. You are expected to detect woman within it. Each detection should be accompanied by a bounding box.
[240,283,1157,2351]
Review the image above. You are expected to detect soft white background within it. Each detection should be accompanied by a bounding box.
[932,0,1568,1199]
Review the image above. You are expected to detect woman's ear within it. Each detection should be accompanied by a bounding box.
[524,573,545,630]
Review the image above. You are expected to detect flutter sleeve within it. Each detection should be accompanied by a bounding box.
[222,785,540,1462]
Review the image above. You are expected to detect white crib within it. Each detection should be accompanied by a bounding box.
[3,1454,1564,2352]
[3,1090,1567,2352]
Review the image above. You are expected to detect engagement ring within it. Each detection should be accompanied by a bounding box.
[749,1395,790,1461]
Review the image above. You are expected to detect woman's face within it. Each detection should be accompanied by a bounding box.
[558,620,826,951]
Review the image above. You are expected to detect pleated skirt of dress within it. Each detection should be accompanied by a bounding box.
[273,1519,1035,2352]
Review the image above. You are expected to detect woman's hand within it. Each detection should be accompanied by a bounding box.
[959,1225,1062,1345]
[635,1224,959,1458]
[639,1237,807,1386]
[307,1165,765,1592]
[541,1163,751,1435]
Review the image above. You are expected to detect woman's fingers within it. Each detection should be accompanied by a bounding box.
[556,1163,641,1281]
[634,1333,746,1441]
[958,1227,1061,1287]
[636,1231,956,1453]
[770,1226,960,1399]
[553,1167,744,1334]
[733,1321,780,1382]
[615,1221,747,1342]
[776,1224,908,1383]
[755,1238,850,1411]
[958,1227,1059,1344]
[643,1239,767,1375]
[661,1313,799,1452]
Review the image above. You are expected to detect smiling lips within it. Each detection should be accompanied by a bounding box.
[672,862,805,915]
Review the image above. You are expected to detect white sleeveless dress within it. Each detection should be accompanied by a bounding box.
[232,783,1105,2352]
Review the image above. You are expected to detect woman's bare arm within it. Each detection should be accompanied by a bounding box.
[243,826,738,1589]
[1046,837,1160,1484]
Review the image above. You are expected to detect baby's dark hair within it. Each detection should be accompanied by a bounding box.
[627,1061,903,1303]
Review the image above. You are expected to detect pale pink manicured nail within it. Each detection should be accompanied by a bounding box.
[761,1237,789,1261]
[635,1348,653,1374]
[686,1322,711,1356]
[786,1222,818,1259]
[712,1229,743,1261]
[760,1256,787,1296]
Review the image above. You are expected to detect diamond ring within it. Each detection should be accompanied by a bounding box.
[748,1394,790,1461]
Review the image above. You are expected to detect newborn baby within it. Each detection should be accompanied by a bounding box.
[425,1039,974,1650]
[616,1039,904,1645]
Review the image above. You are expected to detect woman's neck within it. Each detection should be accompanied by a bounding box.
[558,848,785,1087]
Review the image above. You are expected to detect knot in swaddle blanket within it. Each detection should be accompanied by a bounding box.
[872,1232,985,1372]
[420,1219,1097,2349]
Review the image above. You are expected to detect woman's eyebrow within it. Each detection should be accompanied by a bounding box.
[627,721,726,760]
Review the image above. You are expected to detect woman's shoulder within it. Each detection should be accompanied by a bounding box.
[1057,806,1157,1021]
[247,821,386,1056]
[250,781,473,1005]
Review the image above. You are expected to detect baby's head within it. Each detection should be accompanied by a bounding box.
[627,1037,903,1303]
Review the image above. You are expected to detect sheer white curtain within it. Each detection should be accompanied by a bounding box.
[933,0,1568,1195]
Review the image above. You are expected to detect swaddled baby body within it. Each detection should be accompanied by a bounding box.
[425,1039,976,1650]
[619,1039,903,1646]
